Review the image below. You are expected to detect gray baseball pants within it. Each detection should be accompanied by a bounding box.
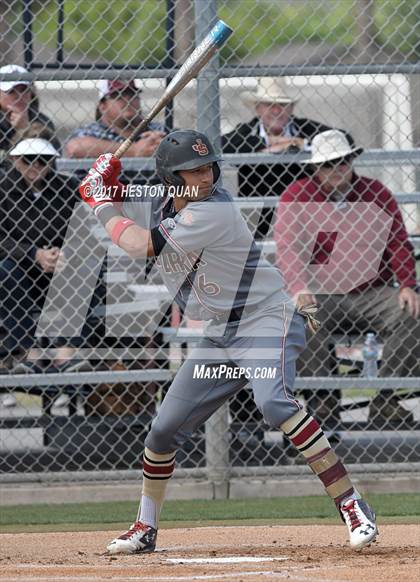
[145,301,307,453]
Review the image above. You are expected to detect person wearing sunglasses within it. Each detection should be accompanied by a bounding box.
[0,138,101,393]
[275,130,419,428]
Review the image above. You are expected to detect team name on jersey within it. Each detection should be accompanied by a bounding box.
[156,251,207,274]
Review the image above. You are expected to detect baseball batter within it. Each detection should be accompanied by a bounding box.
[79,130,377,553]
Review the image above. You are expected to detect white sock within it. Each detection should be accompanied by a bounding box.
[139,495,157,528]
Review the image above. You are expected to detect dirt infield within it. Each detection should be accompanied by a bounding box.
[0,524,419,582]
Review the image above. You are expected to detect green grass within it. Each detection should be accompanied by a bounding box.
[0,494,418,533]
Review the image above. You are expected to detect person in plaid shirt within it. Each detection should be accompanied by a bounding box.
[65,79,165,183]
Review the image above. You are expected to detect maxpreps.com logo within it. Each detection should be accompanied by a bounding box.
[192,139,209,156]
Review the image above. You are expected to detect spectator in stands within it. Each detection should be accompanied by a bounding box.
[275,130,420,427]
[0,138,101,391]
[0,64,60,156]
[65,79,165,161]
[222,77,339,238]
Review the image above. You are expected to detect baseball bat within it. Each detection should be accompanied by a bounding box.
[114,19,233,159]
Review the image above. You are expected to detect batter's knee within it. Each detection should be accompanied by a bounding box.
[144,422,175,454]
[144,415,190,454]
[260,398,301,429]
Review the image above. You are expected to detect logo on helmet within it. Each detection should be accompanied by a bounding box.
[192,139,209,156]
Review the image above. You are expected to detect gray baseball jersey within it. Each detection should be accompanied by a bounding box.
[123,185,286,320]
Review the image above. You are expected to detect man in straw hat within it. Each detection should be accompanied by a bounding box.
[222,77,347,235]
[275,129,419,427]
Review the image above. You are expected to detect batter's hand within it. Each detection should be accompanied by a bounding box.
[79,153,123,210]
[399,287,420,319]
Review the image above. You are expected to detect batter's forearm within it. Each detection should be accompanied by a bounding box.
[105,216,154,257]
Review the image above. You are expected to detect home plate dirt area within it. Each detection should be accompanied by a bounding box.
[0,524,419,582]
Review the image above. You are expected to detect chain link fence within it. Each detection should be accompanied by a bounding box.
[0,0,419,483]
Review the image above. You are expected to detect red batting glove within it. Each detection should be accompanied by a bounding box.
[79,153,124,213]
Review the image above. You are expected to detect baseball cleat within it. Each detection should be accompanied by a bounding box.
[340,498,378,550]
[107,521,157,554]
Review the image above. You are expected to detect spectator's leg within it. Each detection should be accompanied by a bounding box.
[351,287,419,424]
[373,288,420,377]
[0,259,39,358]
[297,295,345,429]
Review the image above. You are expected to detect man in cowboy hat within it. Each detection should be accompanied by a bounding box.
[275,129,420,427]
[221,77,347,236]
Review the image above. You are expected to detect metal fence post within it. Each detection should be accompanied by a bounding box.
[194,0,222,151]
[195,0,230,498]
[22,0,34,70]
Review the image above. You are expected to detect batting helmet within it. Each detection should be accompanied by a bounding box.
[155,130,221,187]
